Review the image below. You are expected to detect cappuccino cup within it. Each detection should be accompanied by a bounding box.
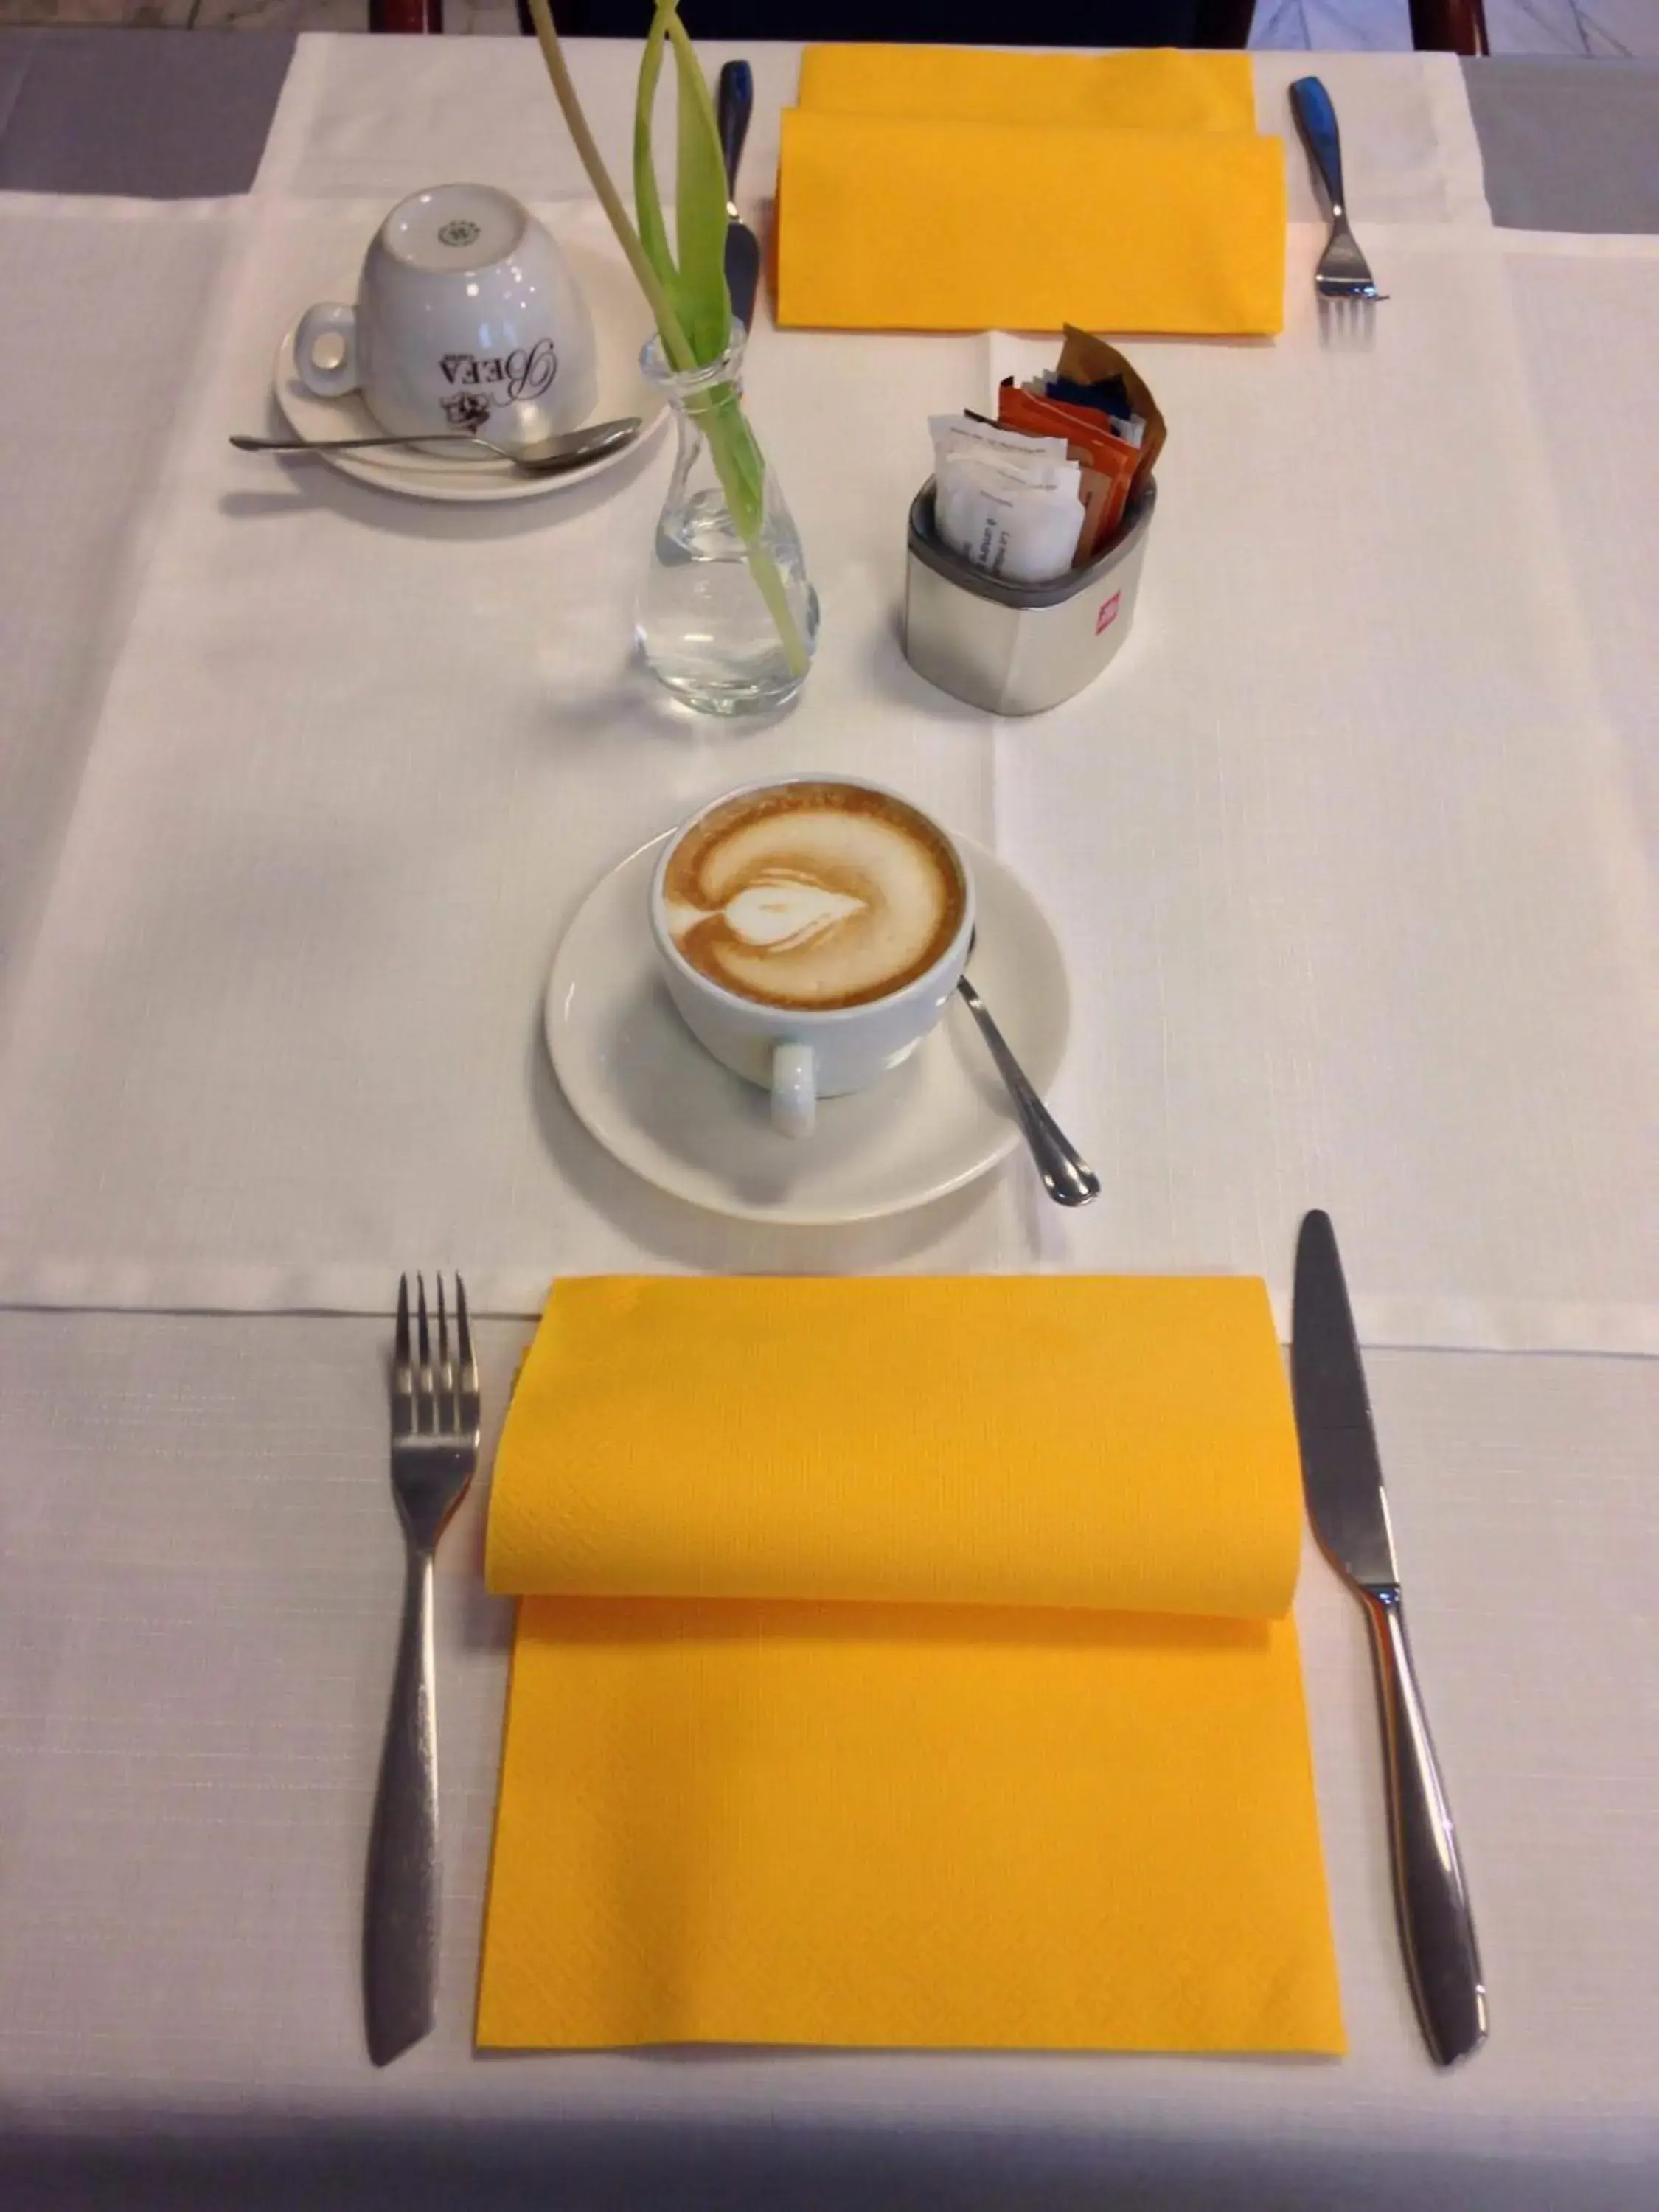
[650,776,975,1138]
[294,184,598,446]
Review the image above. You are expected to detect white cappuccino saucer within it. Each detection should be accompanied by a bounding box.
[271,222,666,507]
[543,831,1071,1227]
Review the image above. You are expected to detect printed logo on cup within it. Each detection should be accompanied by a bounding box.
[1095,591,1122,637]
[440,340,558,400]
[434,340,559,429]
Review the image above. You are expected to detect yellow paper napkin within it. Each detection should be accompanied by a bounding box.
[776,46,1286,336]
[798,44,1258,133]
[478,1276,1343,2053]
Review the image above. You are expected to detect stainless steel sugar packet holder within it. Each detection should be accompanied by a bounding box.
[903,480,1156,717]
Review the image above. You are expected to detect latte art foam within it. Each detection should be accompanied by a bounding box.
[663,782,965,1011]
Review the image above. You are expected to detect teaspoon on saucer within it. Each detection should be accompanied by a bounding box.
[957,941,1099,1208]
[229,414,642,476]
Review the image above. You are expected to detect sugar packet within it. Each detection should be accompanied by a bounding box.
[1057,327,1166,503]
[928,414,1085,585]
[996,382,1138,557]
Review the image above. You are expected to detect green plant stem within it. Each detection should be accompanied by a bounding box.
[524,0,808,682]
[694,393,807,679]
[525,0,692,366]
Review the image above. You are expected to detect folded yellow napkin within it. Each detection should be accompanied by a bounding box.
[776,46,1285,336]
[798,43,1258,131]
[478,1276,1343,2053]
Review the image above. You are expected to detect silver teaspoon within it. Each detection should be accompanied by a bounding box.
[229,414,642,476]
[957,946,1099,1208]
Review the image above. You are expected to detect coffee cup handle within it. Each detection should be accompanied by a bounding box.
[771,1043,815,1139]
[294,302,361,400]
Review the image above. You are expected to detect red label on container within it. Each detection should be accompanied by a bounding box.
[1096,592,1122,636]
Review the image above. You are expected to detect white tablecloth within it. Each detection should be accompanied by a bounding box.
[0,40,1655,2212]
[0,1313,1653,2210]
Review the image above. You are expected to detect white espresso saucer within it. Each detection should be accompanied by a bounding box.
[543,832,1071,1227]
[271,229,666,506]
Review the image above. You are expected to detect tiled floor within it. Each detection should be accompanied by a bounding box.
[0,0,1654,52]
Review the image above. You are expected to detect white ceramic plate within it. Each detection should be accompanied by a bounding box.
[271,233,666,505]
[544,832,1071,1227]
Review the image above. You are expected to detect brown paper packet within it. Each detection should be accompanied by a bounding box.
[1073,465,1116,563]
[1058,326,1166,504]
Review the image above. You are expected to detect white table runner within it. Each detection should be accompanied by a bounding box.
[0,47,1649,1349]
[987,227,1659,1355]
[254,35,1492,230]
[0,195,237,1034]
[0,194,1651,1349]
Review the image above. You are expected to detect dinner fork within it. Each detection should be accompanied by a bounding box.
[1290,77,1387,313]
[364,1273,481,2067]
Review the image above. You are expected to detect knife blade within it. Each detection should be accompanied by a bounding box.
[1292,1209,1488,2067]
[717,60,761,335]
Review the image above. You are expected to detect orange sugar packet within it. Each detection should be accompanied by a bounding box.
[998,381,1138,541]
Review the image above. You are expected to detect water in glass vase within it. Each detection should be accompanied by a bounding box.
[636,333,818,717]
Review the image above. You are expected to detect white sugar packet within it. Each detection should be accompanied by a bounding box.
[928,415,1084,585]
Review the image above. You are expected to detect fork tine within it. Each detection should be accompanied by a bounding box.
[435,1275,454,1433]
[392,1274,414,1433]
[415,1273,434,1433]
[456,1275,479,1421]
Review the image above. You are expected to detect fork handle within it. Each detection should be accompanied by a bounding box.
[1290,77,1347,226]
[717,60,753,200]
[364,1543,439,2066]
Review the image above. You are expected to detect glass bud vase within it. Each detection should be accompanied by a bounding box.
[636,331,818,717]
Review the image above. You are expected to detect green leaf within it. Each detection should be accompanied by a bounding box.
[525,0,805,677]
[632,9,679,310]
[524,0,692,366]
[665,9,731,364]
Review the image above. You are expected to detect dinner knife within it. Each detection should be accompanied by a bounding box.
[1291,1209,1488,2067]
[717,60,761,335]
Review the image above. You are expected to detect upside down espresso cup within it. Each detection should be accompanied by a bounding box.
[294,183,598,445]
[650,776,975,1138]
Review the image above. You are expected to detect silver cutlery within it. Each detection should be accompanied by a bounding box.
[1291,1211,1486,2067]
[717,59,762,334]
[957,947,1099,1207]
[1290,77,1388,311]
[231,414,642,476]
[364,1273,481,2067]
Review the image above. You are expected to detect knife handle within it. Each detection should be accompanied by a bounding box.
[717,60,753,200]
[1290,77,1347,227]
[1361,1587,1488,2065]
